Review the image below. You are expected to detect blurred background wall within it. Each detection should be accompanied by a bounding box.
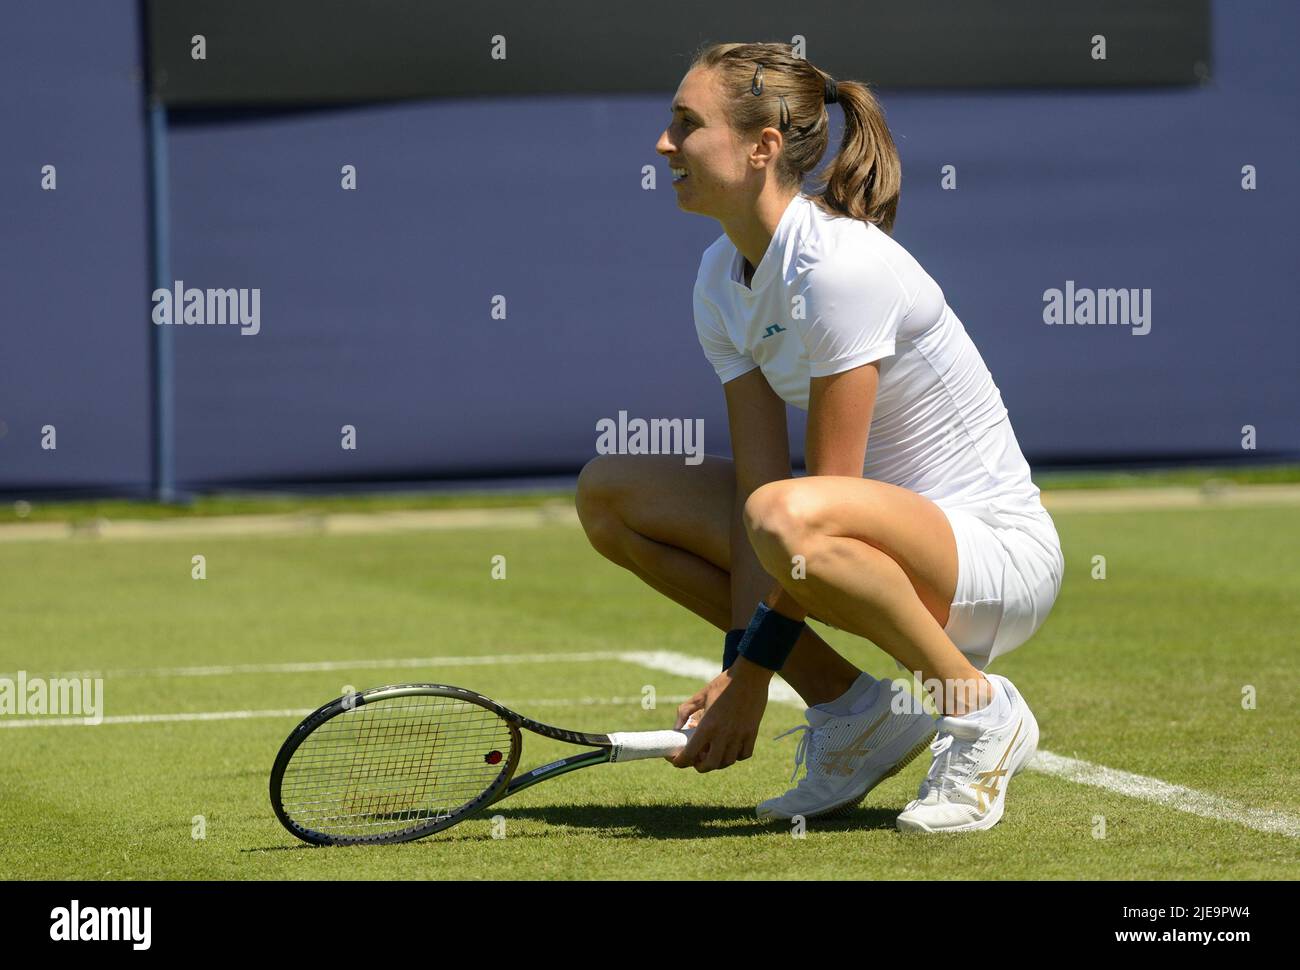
[2,0,1296,495]
[1,0,153,493]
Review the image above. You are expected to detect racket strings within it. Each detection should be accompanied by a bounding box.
[279,695,514,838]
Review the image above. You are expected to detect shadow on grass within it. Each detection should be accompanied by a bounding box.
[244,802,903,850]
[475,803,903,839]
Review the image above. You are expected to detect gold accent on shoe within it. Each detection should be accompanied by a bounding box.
[818,712,890,777]
[969,718,1023,813]
[812,729,936,819]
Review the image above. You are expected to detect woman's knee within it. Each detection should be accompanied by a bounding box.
[575,456,629,550]
[742,480,821,556]
[578,453,738,570]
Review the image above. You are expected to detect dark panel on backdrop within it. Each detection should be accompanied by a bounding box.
[148,0,1210,107]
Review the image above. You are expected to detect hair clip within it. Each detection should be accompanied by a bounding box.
[751,63,764,96]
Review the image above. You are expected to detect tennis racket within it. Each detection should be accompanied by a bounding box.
[269,683,694,846]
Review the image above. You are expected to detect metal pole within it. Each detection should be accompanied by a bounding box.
[147,97,175,503]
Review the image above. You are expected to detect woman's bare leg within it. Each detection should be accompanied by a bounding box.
[742,476,994,716]
[575,455,954,707]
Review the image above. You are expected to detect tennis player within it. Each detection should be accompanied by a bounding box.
[576,43,1064,833]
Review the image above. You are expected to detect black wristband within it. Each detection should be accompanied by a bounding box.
[722,628,745,670]
[736,602,806,672]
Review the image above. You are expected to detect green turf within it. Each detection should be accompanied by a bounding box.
[3,462,1298,524]
[1,502,1297,879]
[1032,462,1300,491]
[0,488,576,524]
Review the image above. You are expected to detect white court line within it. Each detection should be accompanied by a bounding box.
[0,651,628,681]
[1029,751,1300,839]
[0,694,695,729]
[0,649,803,708]
[619,650,804,705]
[0,709,311,728]
[625,652,1300,839]
[3,648,1295,839]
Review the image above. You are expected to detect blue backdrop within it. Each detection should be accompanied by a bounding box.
[1,0,152,492]
[2,1,1297,494]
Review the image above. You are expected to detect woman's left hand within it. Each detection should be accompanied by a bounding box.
[667,660,771,772]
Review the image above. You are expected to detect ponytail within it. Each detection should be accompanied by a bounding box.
[810,79,901,234]
[690,42,903,234]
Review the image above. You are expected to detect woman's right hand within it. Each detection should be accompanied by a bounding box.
[665,687,708,763]
[673,686,711,731]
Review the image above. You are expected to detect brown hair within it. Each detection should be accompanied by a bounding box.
[689,41,901,234]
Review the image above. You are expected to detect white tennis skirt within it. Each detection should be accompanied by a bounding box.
[936,502,1065,670]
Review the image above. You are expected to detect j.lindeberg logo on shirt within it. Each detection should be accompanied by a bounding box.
[761,324,787,339]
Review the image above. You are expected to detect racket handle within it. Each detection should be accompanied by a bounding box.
[607,727,694,762]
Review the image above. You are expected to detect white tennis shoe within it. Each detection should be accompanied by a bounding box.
[756,681,936,821]
[895,673,1039,833]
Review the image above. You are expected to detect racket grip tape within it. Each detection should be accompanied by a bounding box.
[607,727,694,762]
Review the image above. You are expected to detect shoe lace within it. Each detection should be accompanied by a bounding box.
[772,724,823,783]
[920,724,988,800]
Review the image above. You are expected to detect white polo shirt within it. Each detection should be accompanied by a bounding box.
[692,192,1048,523]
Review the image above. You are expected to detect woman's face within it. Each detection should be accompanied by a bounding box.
[656,68,749,219]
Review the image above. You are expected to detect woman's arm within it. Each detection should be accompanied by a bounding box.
[669,362,882,754]
[761,361,880,620]
[804,361,879,478]
[723,368,793,627]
